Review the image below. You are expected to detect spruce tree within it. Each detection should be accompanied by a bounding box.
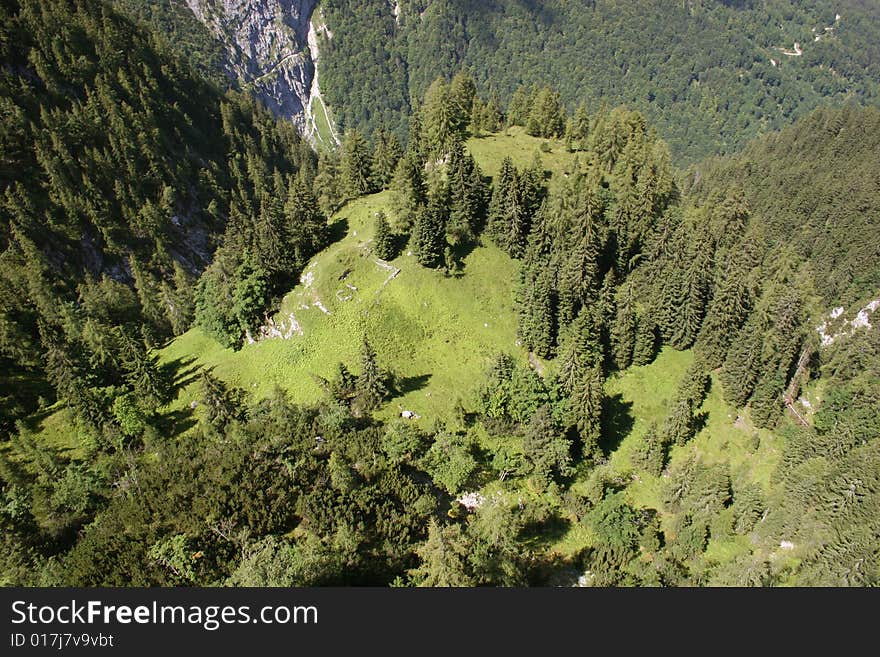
[632,310,657,366]
[355,336,387,413]
[487,156,515,241]
[522,404,573,488]
[411,196,447,268]
[570,363,605,459]
[200,371,245,431]
[390,151,426,231]
[373,211,396,261]
[526,87,565,138]
[341,129,374,198]
[611,297,636,371]
[370,130,403,190]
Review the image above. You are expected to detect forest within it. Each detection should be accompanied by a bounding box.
[318,0,880,163]
[0,0,878,587]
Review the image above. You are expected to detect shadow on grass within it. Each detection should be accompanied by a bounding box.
[600,392,634,457]
[155,407,198,438]
[327,216,349,245]
[160,356,202,396]
[392,373,432,397]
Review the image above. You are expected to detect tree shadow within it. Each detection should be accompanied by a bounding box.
[327,216,349,245]
[600,392,635,456]
[155,407,197,438]
[160,356,202,396]
[392,373,432,397]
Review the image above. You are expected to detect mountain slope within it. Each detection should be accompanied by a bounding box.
[319,0,880,162]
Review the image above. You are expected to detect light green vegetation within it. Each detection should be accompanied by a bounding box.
[467,127,570,180]
[311,93,337,151]
[547,347,780,558]
[161,191,521,426]
[159,129,578,426]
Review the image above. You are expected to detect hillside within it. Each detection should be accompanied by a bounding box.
[320,0,880,163]
[0,1,878,589]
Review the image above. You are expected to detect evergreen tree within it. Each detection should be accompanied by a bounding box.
[611,294,636,370]
[341,129,374,198]
[355,336,388,413]
[370,129,403,190]
[749,369,784,429]
[522,404,573,488]
[570,363,605,459]
[408,520,476,587]
[389,151,426,231]
[632,311,657,366]
[373,211,396,261]
[411,196,447,268]
[526,87,566,138]
[448,71,476,135]
[200,371,245,431]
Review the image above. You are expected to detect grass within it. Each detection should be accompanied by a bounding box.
[161,191,522,426]
[311,94,337,150]
[159,129,580,429]
[467,126,572,182]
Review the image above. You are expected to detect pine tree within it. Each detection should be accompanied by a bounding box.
[696,247,752,368]
[448,71,476,135]
[720,318,763,408]
[390,151,426,231]
[314,153,345,217]
[507,85,536,127]
[200,370,245,431]
[611,295,636,370]
[749,369,784,429]
[284,175,328,271]
[370,129,403,190]
[447,143,487,245]
[526,87,565,138]
[340,129,374,198]
[373,211,396,261]
[118,328,170,409]
[355,336,388,413]
[422,76,462,157]
[570,363,605,459]
[632,310,657,366]
[662,396,697,447]
[487,156,515,241]
[517,264,556,358]
[411,196,447,268]
[522,404,573,487]
[408,520,476,587]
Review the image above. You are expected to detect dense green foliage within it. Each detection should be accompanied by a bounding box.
[1,1,878,588]
[319,0,880,163]
[0,0,318,436]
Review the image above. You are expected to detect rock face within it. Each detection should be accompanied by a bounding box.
[185,0,322,141]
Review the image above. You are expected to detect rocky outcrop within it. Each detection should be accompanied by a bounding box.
[185,0,324,141]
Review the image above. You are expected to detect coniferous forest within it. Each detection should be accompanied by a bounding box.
[1,0,879,587]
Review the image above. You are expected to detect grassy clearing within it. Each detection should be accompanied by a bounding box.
[159,129,580,428]
[161,191,522,426]
[467,126,571,181]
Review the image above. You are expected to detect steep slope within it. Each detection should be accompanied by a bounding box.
[0,0,316,430]
[177,0,340,147]
[319,0,880,162]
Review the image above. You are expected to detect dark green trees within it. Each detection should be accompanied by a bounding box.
[373,211,396,261]
[354,336,388,414]
[527,87,565,138]
[522,405,573,488]
[341,129,375,198]
[412,195,448,268]
[487,156,544,259]
[370,129,403,190]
